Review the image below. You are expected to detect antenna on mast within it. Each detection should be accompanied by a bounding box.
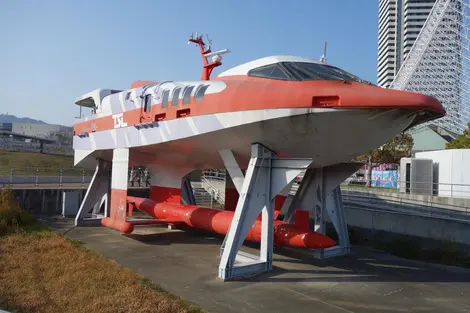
[206,34,212,50]
[188,32,230,80]
[319,41,328,63]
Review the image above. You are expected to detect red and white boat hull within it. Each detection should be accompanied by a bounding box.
[74,107,419,170]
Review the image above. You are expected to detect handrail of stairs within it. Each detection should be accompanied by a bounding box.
[201,170,226,204]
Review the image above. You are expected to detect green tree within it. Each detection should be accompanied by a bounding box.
[446,123,470,149]
[356,132,414,187]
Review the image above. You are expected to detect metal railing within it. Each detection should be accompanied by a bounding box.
[200,170,226,204]
[192,186,222,209]
[2,166,470,215]
[0,167,150,189]
[199,169,470,210]
[341,189,470,222]
[341,179,470,199]
[0,167,92,188]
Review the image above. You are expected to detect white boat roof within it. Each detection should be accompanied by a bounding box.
[75,88,122,108]
[217,55,325,77]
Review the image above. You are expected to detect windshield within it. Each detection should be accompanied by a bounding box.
[247,61,372,85]
[284,62,370,84]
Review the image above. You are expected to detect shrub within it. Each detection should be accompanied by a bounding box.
[0,189,35,236]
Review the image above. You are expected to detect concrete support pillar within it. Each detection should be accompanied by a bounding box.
[101,148,133,233]
[218,144,311,280]
[282,162,363,259]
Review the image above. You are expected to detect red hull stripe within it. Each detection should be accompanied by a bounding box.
[74,78,444,135]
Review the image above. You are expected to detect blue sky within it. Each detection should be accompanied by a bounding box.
[0,0,379,126]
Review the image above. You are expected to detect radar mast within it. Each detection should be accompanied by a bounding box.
[188,32,230,80]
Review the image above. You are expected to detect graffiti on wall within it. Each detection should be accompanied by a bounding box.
[362,164,399,188]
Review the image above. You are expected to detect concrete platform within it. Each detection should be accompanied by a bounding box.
[43,216,470,313]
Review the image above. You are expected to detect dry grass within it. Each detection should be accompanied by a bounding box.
[0,150,74,169]
[0,189,36,236]
[0,232,203,313]
[0,190,203,313]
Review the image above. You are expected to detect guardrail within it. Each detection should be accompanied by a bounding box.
[200,170,470,216]
[280,176,470,200]
[3,166,470,213]
[341,180,470,199]
[0,167,150,189]
[200,170,225,204]
[341,189,470,223]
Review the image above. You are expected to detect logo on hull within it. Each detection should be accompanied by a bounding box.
[113,113,127,128]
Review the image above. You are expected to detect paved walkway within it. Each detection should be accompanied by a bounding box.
[45,217,470,313]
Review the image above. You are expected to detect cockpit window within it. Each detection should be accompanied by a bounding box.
[248,61,371,84]
[247,64,290,80]
[286,62,369,84]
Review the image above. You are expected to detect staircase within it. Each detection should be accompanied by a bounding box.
[198,169,307,207]
[199,170,227,204]
[191,181,224,208]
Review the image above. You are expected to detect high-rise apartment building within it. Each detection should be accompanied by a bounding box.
[377,0,436,88]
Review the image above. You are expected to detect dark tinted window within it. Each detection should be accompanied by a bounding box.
[248,64,290,80]
[182,86,194,105]
[144,94,152,112]
[172,87,181,106]
[282,63,319,80]
[248,61,371,84]
[283,62,370,84]
[195,84,209,102]
[161,89,170,108]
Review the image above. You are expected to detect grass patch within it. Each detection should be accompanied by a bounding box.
[0,232,204,313]
[0,189,41,236]
[0,151,89,176]
[0,189,204,313]
[0,150,73,169]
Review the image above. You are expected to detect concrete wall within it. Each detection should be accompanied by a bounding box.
[11,188,86,215]
[341,206,470,246]
[12,188,149,216]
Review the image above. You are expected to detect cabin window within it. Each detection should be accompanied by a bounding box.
[172,87,181,106]
[195,84,209,102]
[161,89,170,108]
[144,94,152,112]
[281,62,371,84]
[248,64,290,80]
[125,92,131,101]
[247,62,372,85]
[182,86,194,105]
